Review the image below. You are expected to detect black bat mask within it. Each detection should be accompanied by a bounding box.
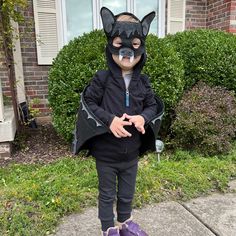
[100,7,155,60]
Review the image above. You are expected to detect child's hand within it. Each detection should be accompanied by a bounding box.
[124,114,145,134]
[109,114,132,138]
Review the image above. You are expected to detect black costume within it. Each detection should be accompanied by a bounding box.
[72,7,164,232]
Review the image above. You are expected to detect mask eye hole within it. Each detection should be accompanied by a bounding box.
[112,37,122,48]
[132,38,141,49]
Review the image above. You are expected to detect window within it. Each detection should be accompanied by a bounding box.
[63,0,93,41]
[61,0,166,43]
[102,0,126,14]
[135,0,159,34]
[33,0,185,65]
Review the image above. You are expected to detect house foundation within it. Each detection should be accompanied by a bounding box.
[0,142,12,159]
[0,106,16,159]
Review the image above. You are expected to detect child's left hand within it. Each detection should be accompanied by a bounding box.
[124,114,145,134]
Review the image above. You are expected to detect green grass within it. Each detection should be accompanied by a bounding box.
[0,150,235,236]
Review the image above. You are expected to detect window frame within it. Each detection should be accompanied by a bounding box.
[59,0,166,45]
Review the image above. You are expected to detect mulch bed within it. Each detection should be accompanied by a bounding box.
[0,124,73,167]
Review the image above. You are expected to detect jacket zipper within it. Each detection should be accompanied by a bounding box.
[125,89,130,107]
[124,74,133,108]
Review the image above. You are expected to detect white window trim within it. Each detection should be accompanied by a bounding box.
[93,0,102,29]
[158,0,166,38]
[127,0,134,12]
[60,0,166,45]
[60,0,67,45]
[55,0,64,50]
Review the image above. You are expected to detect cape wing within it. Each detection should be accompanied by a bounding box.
[139,96,164,156]
[72,86,109,155]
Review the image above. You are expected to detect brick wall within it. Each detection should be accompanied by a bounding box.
[229,0,236,33]
[19,0,51,116]
[206,0,231,31]
[186,0,207,29]
[0,23,11,101]
[185,0,236,32]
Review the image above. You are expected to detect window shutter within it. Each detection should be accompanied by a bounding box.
[33,0,60,65]
[167,0,185,34]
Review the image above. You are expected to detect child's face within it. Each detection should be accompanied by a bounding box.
[112,36,142,72]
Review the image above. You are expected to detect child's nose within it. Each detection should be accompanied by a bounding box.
[119,48,134,58]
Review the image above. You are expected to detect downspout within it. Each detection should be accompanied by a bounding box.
[11,20,26,104]
[11,20,37,128]
[0,82,4,122]
[0,13,19,131]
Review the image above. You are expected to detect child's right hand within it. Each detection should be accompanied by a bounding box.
[109,114,132,138]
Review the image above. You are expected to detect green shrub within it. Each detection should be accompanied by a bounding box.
[48,30,107,141]
[48,30,184,141]
[171,81,236,156]
[144,34,184,112]
[164,29,236,91]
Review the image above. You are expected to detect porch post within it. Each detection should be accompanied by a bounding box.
[0,81,4,122]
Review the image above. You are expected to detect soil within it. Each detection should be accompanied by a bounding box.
[0,124,73,167]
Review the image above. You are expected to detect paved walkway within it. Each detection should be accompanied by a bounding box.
[52,180,236,236]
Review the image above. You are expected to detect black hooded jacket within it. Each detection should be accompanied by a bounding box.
[83,47,157,162]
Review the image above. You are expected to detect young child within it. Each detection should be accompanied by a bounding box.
[73,7,163,236]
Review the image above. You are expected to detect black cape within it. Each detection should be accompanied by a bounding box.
[72,85,164,156]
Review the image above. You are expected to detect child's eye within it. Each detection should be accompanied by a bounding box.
[132,38,141,49]
[114,42,122,47]
[112,37,122,47]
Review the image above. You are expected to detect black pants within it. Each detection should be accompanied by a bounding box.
[96,158,138,231]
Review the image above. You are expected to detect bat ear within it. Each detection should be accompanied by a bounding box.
[100,7,115,35]
[141,11,156,36]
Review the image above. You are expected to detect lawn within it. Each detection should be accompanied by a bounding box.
[0,148,235,236]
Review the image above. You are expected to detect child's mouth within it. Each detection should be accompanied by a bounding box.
[118,48,135,63]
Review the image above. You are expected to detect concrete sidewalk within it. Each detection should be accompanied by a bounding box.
[53,180,236,236]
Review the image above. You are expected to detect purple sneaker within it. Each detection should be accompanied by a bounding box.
[119,220,148,236]
[103,226,120,236]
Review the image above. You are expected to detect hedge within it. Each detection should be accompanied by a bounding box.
[48,30,184,141]
[164,29,236,91]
